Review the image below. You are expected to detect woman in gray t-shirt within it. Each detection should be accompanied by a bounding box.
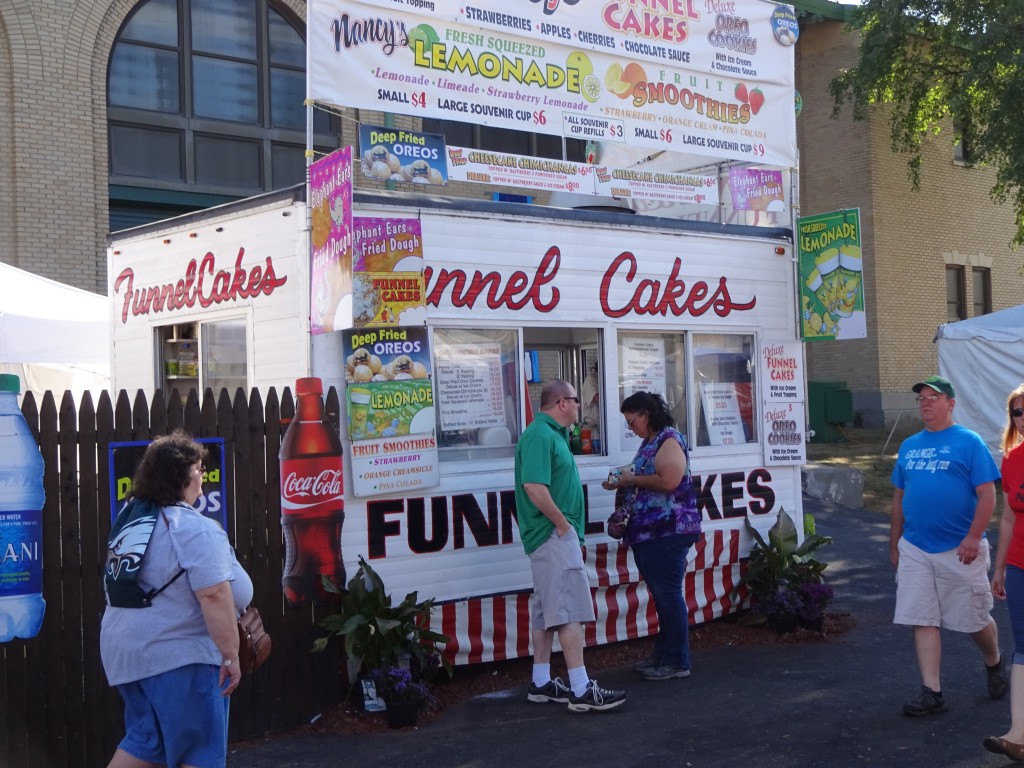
[101,432,253,768]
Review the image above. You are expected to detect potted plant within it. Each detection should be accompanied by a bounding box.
[794,582,834,632]
[312,556,452,687]
[758,587,803,634]
[371,665,434,728]
[736,508,832,620]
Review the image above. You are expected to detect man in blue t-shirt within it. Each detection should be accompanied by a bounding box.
[890,375,1007,716]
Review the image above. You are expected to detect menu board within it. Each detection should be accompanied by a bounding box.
[763,401,807,465]
[759,340,803,402]
[700,382,746,446]
[435,342,507,431]
[619,336,667,449]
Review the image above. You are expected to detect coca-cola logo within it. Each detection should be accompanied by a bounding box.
[282,469,343,501]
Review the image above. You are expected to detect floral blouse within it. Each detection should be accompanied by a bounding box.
[623,427,700,546]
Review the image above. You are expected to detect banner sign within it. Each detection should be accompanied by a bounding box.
[310,146,353,335]
[308,0,797,167]
[729,167,784,211]
[354,216,424,273]
[593,164,718,205]
[798,209,866,342]
[109,438,227,528]
[358,124,448,186]
[758,339,802,402]
[446,145,594,194]
[762,401,806,465]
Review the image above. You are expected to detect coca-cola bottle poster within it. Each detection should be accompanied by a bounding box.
[342,326,440,496]
[309,146,353,335]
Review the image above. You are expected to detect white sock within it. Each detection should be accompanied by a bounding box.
[532,663,551,688]
[568,666,589,696]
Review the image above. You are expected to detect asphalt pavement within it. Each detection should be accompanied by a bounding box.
[227,496,1020,768]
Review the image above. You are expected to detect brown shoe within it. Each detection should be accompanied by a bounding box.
[982,736,1024,763]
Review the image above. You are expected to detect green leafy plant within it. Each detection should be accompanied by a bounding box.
[312,556,452,679]
[738,508,832,604]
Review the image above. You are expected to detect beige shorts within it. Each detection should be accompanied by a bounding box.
[894,537,993,632]
[528,528,595,631]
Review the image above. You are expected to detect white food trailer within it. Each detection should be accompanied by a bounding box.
[109,186,804,665]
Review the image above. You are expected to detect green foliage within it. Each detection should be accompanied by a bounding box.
[312,556,452,678]
[738,509,832,602]
[830,0,1024,245]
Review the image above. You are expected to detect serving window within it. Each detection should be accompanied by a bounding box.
[432,326,605,463]
[693,333,757,448]
[616,333,688,450]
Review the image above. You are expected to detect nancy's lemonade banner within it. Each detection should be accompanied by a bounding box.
[308,0,797,168]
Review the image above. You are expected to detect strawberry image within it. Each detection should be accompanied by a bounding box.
[735,83,748,103]
[748,87,765,115]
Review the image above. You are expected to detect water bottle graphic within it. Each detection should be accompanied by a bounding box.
[0,373,46,642]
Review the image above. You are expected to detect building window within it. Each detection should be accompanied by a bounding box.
[946,265,965,322]
[421,119,586,162]
[108,0,338,215]
[972,267,991,317]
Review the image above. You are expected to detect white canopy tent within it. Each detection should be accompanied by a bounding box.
[0,262,110,402]
[936,304,1024,462]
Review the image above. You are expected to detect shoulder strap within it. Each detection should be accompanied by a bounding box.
[141,510,186,606]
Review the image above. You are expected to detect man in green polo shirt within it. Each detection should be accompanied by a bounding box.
[515,378,626,713]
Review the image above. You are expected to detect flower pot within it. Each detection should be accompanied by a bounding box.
[799,615,825,633]
[385,699,422,729]
[767,613,797,635]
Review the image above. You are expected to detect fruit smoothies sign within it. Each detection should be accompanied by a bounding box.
[358,124,447,186]
[310,147,353,335]
[798,209,866,342]
[307,0,797,168]
[343,326,439,496]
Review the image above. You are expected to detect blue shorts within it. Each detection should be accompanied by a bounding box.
[117,664,230,768]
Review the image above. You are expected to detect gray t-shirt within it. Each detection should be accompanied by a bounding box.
[100,502,253,686]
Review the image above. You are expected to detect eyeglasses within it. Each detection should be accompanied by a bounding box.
[625,414,641,429]
[195,464,206,473]
[561,396,580,404]
[915,395,945,404]
[1012,408,1024,418]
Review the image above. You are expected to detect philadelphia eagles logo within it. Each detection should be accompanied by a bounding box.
[106,514,157,580]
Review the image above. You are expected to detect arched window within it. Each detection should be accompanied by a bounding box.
[107,0,337,229]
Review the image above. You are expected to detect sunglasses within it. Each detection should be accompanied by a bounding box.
[561,396,580,404]
[1012,408,1024,418]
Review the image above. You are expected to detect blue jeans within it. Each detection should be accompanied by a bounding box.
[1006,565,1024,665]
[631,533,699,669]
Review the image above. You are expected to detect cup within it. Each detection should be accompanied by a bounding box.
[165,360,179,376]
[350,388,371,439]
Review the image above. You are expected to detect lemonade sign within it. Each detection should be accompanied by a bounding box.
[798,209,866,342]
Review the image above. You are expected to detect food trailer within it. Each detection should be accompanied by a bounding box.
[108,184,805,665]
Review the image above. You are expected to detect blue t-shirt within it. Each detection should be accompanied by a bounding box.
[891,424,999,553]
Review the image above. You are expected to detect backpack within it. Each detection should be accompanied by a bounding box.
[104,498,183,608]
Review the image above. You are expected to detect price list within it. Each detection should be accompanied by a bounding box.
[436,343,507,431]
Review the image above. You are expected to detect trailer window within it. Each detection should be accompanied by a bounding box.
[693,333,757,447]
[433,328,521,462]
[616,333,688,452]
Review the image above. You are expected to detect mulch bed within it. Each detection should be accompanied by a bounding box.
[259,611,854,737]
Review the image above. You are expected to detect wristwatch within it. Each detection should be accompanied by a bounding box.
[222,658,237,668]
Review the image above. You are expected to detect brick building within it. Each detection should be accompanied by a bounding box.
[0,0,1019,425]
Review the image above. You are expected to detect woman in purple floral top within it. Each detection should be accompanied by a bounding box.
[602,391,699,681]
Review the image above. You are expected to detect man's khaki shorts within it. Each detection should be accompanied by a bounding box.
[528,528,596,631]
[894,536,993,633]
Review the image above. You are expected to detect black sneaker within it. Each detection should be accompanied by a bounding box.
[987,653,1010,699]
[527,677,571,703]
[567,679,627,712]
[902,685,946,716]
[632,654,658,673]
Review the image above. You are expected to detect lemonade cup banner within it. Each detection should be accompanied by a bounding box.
[308,0,797,168]
[798,209,866,342]
[353,272,425,327]
[309,146,353,335]
[343,326,434,442]
[358,124,447,186]
[317,0,797,85]
[353,216,423,273]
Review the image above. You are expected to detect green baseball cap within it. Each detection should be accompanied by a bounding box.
[912,375,955,399]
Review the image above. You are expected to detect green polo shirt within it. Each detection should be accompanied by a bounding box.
[514,413,585,554]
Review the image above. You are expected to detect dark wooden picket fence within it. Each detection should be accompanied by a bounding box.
[0,386,345,768]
